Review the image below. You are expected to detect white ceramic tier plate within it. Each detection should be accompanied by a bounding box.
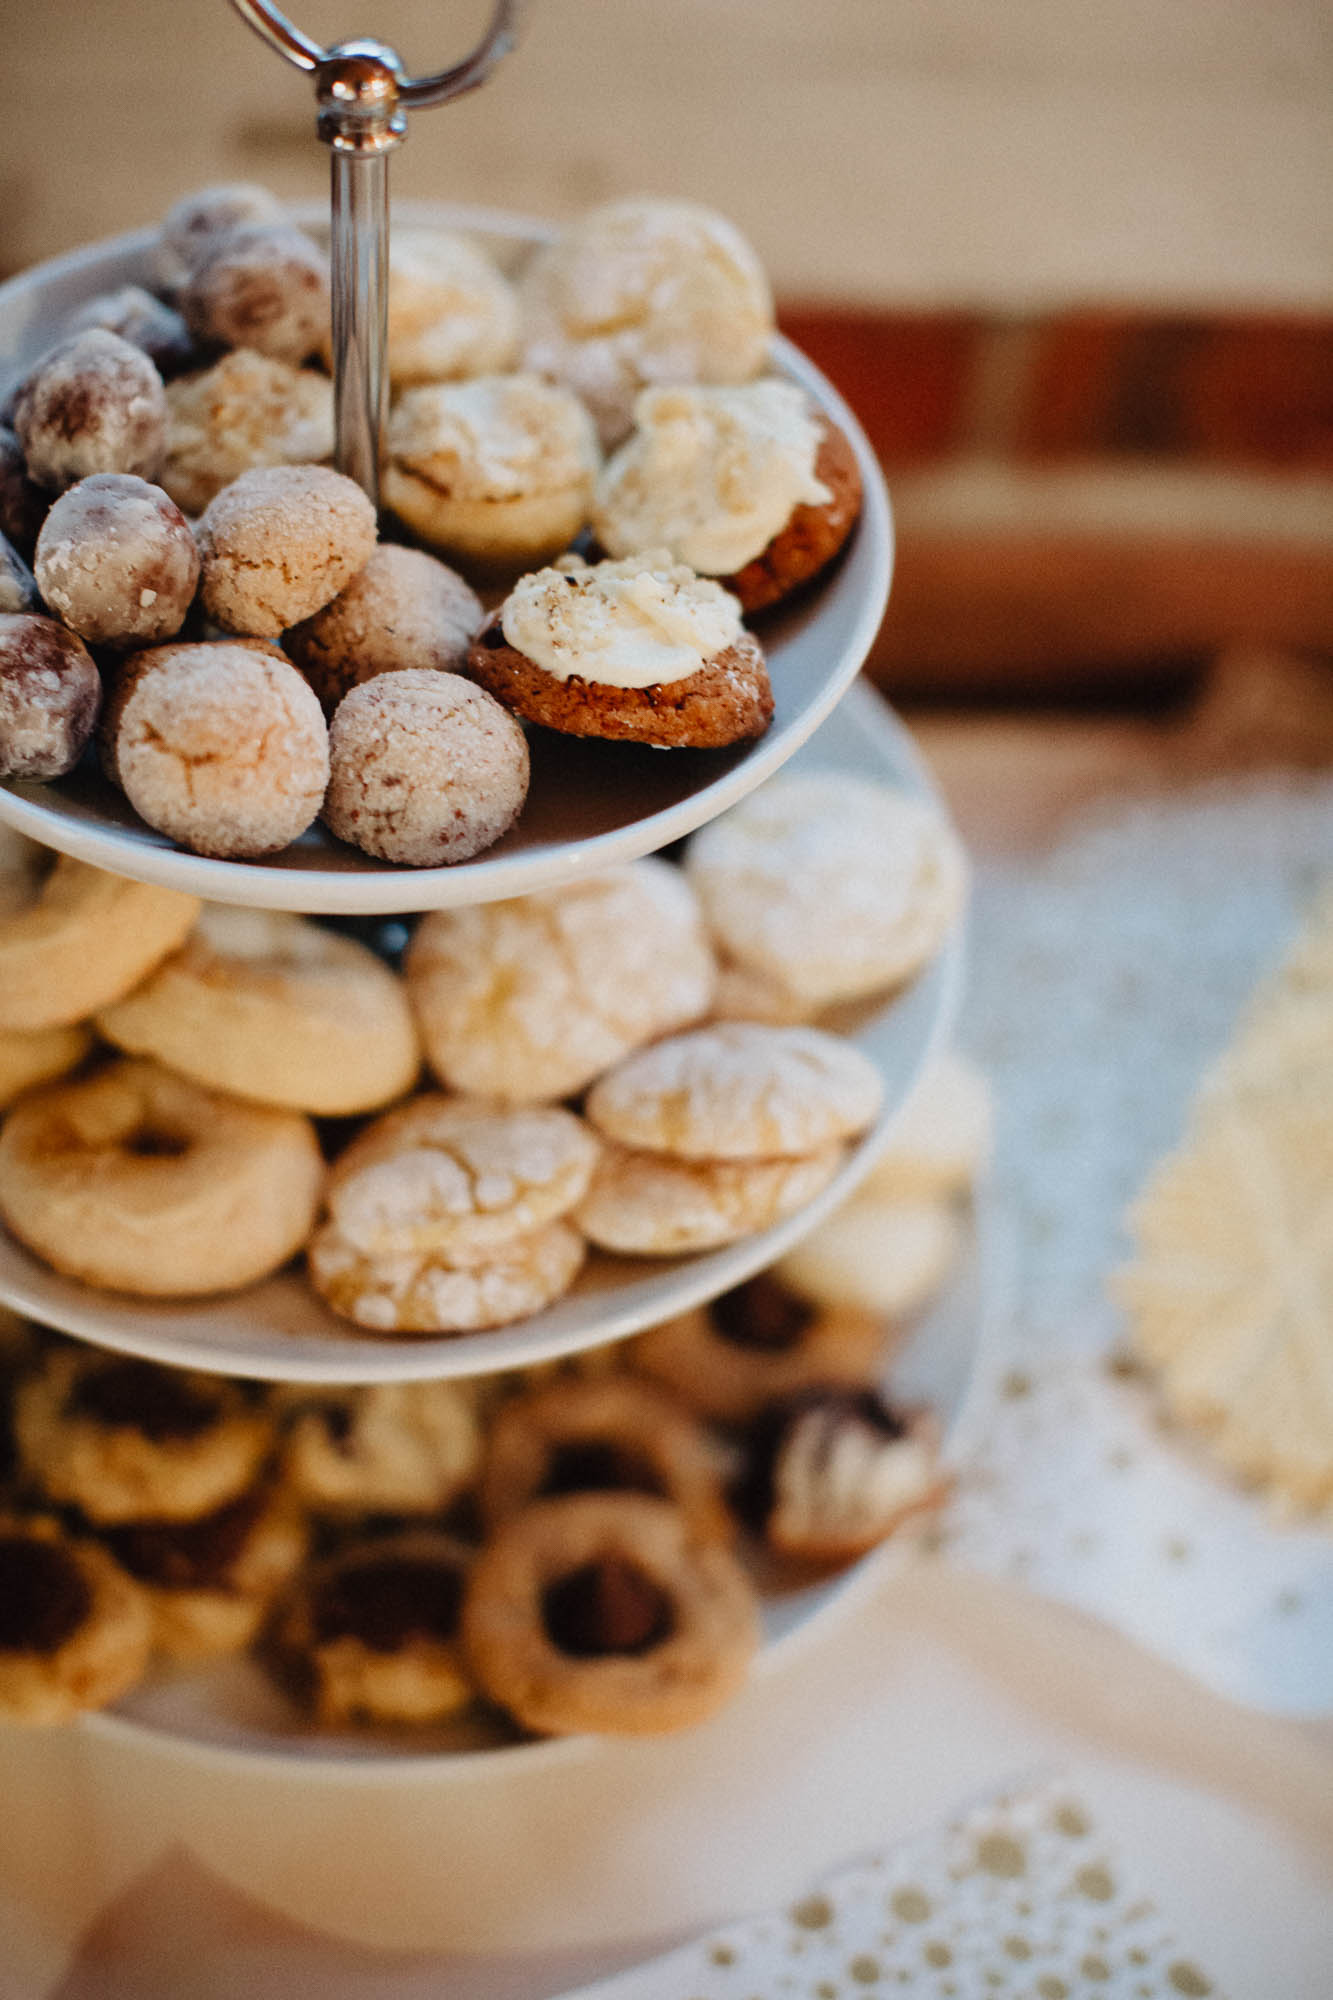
[0,204,892,915]
[0,678,962,1382]
[84,1200,989,1772]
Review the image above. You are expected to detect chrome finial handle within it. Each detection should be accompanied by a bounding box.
[227,1,529,505]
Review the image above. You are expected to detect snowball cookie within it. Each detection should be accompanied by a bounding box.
[156,181,288,293]
[375,225,519,387]
[0,1057,324,1296]
[161,350,334,516]
[382,373,600,569]
[0,427,47,561]
[322,670,528,867]
[0,846,200,1032]
[96,904,421,1115]
[180,223,331,366]
[286,544,482,715]
[520,198,774,447]
[472,552,772,750]
[686,773,968,1011]
[405,860,717,1103]
[108,641,329,858]
[197,464,376,637]
[34,474,199,649]
[12,330,167,492]
[585,1022,884,1161]
[0,531,39,615]
[0,613,101,779]
[593,381,862,614]
[855,1048,992,1203]
[64,286,196,379]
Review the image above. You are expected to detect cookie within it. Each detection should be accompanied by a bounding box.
[575,1140,843,1255]
[0,425,48,560]
[307,1215,585,1336]
[96,904,421,1116]
[0,1512,151,1724]
[323,1096,598,1260]
[585,1022,883,1160]
[686,773,967,1010]
[0,1020,91,1112]
[33,473,199,649]
[322,670,528,867]
[405,860,716,1104]
[180,223,330,366]
[160,349,334,516]
[519,198,773,447]
[12,330,167,492]
[15,1345,273,1525]
[0,530,39,615]
[284,1380,481,1518]
[382,373,599,569]
[286,544,482,715]
[0,612,101,779]
[0,848,200,1032]
[462,1492,760,1735]
[471,553,773,749]
[373,225,519,387]
[776,1195,963,1319]
[0,1057,324,1297]
[156,182,289,293]
[854,1050,992,1202]
[197,464,376,638]
[64,287,196,380]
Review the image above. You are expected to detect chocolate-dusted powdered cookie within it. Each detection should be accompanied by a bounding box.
[0,613,101,780]
[34,474,199,649]
[0,532,39,617]
[64,287,197,380]
[0,427,48,560]
[12,330,167,493]
[180,224,330,367]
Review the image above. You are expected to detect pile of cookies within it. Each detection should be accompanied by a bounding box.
[0,769,963,1335]
[0,185,865,866]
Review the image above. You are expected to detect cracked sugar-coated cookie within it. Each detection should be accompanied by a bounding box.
[308,1214,585,1336]
[287,544,482,715]
[197,464,376,638]
[575,1140,842,1256]
[161,350,334,516]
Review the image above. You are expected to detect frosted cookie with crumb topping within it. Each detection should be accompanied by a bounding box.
[520,198,773,447]
[593,381,862,612]
[469,551,772,748]
[383,373,598,569]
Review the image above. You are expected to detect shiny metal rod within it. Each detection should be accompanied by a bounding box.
[329,148,390,506]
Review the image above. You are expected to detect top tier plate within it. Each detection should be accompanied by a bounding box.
[0,205,893,915]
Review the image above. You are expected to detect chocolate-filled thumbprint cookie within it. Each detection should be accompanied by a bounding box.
[0,1513,151,1723]
[103,1481,307,1661]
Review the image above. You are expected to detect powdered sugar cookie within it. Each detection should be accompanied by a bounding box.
[33,473,199,650]
[197,464,376,638]
[0,613,101,780]
[585,1022,883,1161]
[308,1216,585,1336]
[686,773,967,1010]
[286,545,482,714]
[375,225,519,387]
[156,183,288,294]
[777,1196,962,1319]
[161,350,334,515]
[576,1140,842,1256]
[406,860,716,1104]
[0,1512,151,1724]
[180,223,330,366]
[13,330,166,492]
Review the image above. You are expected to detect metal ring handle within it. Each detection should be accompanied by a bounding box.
[229,0,528,105]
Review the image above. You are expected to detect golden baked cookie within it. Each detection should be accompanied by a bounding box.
[198,464,376,638]
[575,1140,842,1256]
[267,1528,478,1726]
[15,1345,274,1524]
[382,373,599,569]
[0,1057,324,1297]
[519,198,774,447]
[685,772,968,1011]
[160,349,334,515]
[629,1272,889,1423]
[0,1020,91,1111]
[284,1380,481,1517]
[367,225,520,388]
[708,955,819,1028]
[470,553,773,749]
[0,1512,151,1724]
[324,1095,599,1261]
[0,842,200,1033]
[96,904,421,1116]
[286,544,482,715]
[307,1215,585,1336]
[585,1022,884,1160]
[776,1195,963,1319]
[463,1492,759,1736]
[478,1376,732,1542]
[405,861,717,1104]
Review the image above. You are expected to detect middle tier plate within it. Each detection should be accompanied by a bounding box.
[0,679,961,1382]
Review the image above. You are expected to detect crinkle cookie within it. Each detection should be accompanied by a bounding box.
[308,1215,585,1336]
[0,612,101,780]
[471,552,772,749]
[585,1022,883,1160]
[180,223,330,366]
[197,464,376,638]
[685,773,967,1010]
[284,1380,481,1517]
[268,1528,478,1725]
[479,1375,732,1542]
[575,1140,842,1256]
[0,1057,325,1297]
[156,182,288,294]
[161,350,334,515]
[323,1095,598,1261]
[405,860,716,1104]
[520,197,774,447]
[0,1512,151,1724]
[286,544,482,714]
[96,904,420,1116]
[594,382,861,612]
[106,641,329,858]
[373,225,520,387]
[64,286,196,380]
[13,330,167,492]
[103,1480,308,1662]
[463,1492,759,1736]
[383,373,599,569]
[34,473,199,649]
[629,1272,889,1423]
[15,1346,274,1524]
[322,670,528,868]
[0,843,200,1032]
